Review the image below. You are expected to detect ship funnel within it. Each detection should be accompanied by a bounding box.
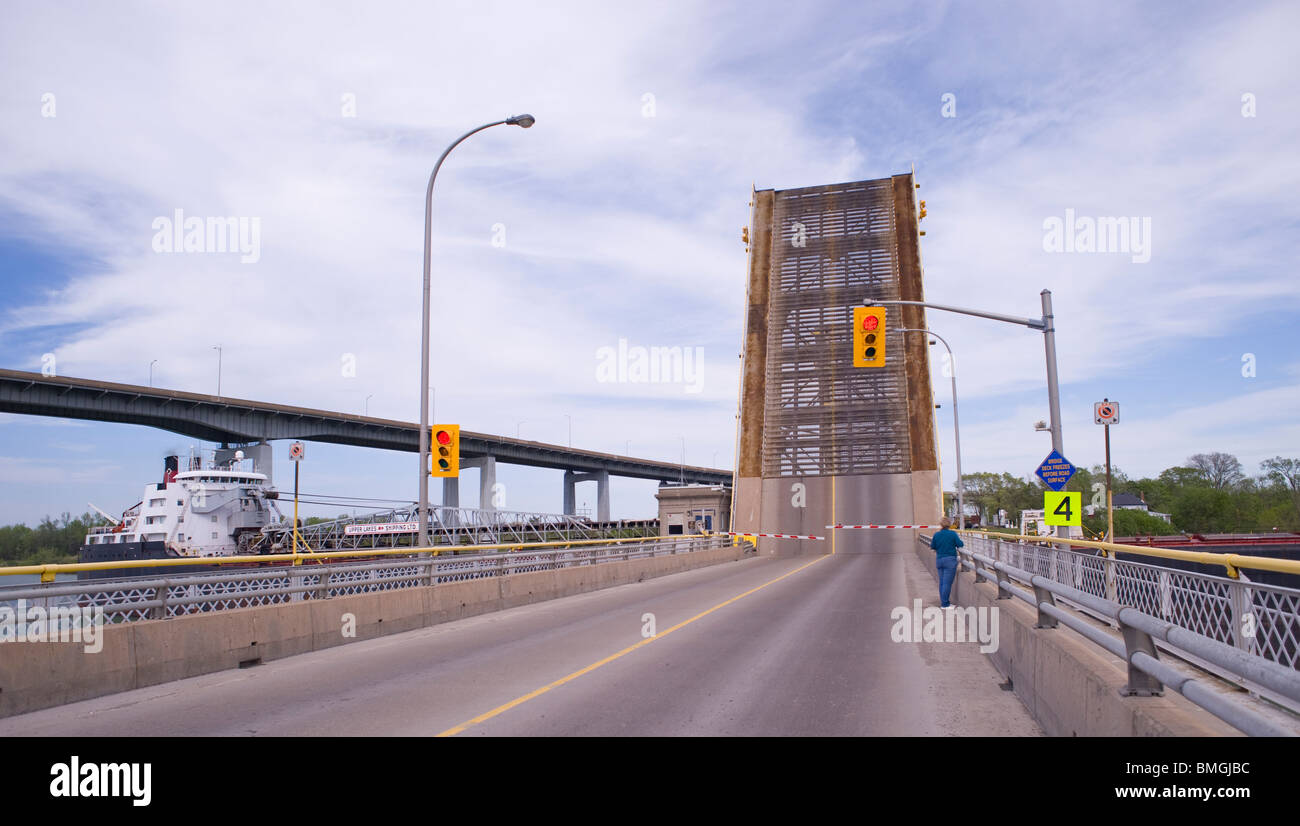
[164,455,179,485]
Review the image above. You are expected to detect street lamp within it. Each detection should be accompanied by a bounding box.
[900,327,962,531]
[365,394,373,416]
[418,114,535,547]
[149,359,157,388]
[516,420,527,438]
[212,345,222,396]
[565,413,572,448]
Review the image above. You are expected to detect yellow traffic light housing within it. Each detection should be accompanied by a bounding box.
[853,307,886,367]
[431,425,460,477]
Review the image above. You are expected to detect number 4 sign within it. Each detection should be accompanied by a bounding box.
[1044,491,1081,526]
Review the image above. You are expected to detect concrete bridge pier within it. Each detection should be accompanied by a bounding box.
[461,456,497,512]
[564,469,610,521]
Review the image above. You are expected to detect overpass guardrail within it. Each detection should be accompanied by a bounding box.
[928,532,1300,736]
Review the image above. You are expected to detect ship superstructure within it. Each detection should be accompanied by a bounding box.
[81,444,284,568]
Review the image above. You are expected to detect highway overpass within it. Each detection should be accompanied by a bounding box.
[0,367,731,520]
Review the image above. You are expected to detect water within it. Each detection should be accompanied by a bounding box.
[0,573,79,587]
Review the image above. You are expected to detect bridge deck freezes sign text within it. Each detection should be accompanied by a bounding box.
[1035,450,1077,491]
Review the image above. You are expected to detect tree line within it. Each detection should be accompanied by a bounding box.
[0,512,108,566]
[949,453,1300,536]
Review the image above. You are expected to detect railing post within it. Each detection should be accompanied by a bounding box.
[317,567,331,600]
[1118,614,1163,697]
[150,582,168,620]
[1032,579,1058,629]
[1103,555,1120,629]
[996,561,1013,600]
[1230,574,1257,655]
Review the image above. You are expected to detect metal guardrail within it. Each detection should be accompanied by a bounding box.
[0,535,738,625]
[929,533,1300,736]
[959,528,1300,579]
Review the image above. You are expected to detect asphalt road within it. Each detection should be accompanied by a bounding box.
[0,547,1042,736]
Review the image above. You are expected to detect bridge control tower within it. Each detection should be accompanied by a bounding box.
[733,173,940,555]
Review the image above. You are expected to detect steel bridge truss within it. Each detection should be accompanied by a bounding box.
[269,504,656,552]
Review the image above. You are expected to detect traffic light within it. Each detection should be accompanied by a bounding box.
[431,425,460,477]
[852,306,886,367]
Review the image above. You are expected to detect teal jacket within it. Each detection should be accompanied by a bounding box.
[930,528,964,559]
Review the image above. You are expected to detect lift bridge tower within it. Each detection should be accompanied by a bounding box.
[733,172,941,556]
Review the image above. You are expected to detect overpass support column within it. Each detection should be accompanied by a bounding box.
[563,470,577,516]
[595,470,610,522]
[441,477,461,530]
[462,456,497,512]
[563,470,610,521]
[479,455,497,512]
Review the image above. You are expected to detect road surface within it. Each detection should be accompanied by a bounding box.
[0,547,1042,736]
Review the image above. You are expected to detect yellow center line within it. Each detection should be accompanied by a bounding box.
[436,554,831,736]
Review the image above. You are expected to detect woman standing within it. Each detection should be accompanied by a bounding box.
[929,517,964,609]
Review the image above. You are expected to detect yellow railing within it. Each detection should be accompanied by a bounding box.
[0,533,716,583]
[958,529,1300,580]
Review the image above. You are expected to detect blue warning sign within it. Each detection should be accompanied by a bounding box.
[1035,450,1077,492]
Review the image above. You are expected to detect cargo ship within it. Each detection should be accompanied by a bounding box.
[78,444,287,579]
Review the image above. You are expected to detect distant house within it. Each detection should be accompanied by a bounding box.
[1084,492,1172,523]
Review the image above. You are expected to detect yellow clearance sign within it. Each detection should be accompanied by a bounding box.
[1043,491,1082,526]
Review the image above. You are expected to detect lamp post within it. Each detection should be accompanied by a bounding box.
[212,345,222,396]
[565,414,572,448]
[365,394,373,416]
[516,420,527,438]
[900,327,962,530]
[418,114,535,547]
[149,360,157,388]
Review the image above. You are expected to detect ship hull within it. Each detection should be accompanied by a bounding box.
[76,541,226,581]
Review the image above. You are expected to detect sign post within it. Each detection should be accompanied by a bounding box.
[289,441,305,559]
[1094,399,1120,542]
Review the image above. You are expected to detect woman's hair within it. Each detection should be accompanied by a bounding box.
[940,517,953,528]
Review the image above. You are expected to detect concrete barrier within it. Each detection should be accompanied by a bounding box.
[911,538,1240,736]
[0,545,746,718]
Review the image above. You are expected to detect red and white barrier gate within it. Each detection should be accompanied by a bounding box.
[825,524,941,530]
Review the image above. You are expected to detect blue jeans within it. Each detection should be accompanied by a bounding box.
[936,556,957,608]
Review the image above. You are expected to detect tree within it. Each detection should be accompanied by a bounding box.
[1170,486,1236,533]
[1159,466,1206,488]
[1186,452,1244,490]
[1084,507,1177,538]
[1260,456,1300,524]
[1260,456,1300,492]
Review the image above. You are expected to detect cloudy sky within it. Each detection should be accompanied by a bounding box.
[1,1,1297,525]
